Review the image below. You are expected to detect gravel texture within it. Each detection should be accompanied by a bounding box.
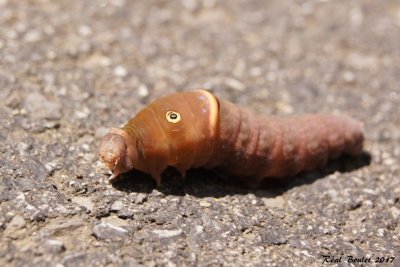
[0,0,399,266]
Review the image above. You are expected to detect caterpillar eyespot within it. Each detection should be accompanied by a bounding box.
[166,111,181,123]
[99,90,364,187]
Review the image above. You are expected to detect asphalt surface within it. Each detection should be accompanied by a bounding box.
[0,0,399,266]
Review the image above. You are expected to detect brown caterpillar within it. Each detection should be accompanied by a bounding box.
[99,90,364,187]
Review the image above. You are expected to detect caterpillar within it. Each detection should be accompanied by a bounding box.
[99,90,364,187]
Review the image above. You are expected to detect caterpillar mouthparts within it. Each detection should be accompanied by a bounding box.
[99,128,136,182]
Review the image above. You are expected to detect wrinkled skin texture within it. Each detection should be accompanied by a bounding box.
[99,90,364,187]
[99,128,137,180]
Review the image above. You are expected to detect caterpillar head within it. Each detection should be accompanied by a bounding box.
[99,129,135,182]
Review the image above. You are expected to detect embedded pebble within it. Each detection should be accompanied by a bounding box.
[134,193,147,204]
[24,30,42,43]
[71,197,94,212]
[199,200,211,207]
[23,92,61,120]
[222,77,245,91]
[78,25,93,37]
[152,229,183,238]
[102,216,130,228]
[390,206,400,220]
[92,221,129,240]
[138,84,149,98]
[262,196,285,209]
[7,215,26,228]
[111,200,124,211]
[113,66,128,77]
[43,239,66,254]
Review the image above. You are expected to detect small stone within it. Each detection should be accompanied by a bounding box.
[260,229,288,245]
[113,66,127,77]
[343,71,356,83]
[267,71,277,81]
[24,92,61,120]
[5,90,21,108]
[181,0,198,11]
[8,215,26,228]
[44,121,60,129]
[62,253,87,266]
[199,201,211,207]
[93,221,129,240]
[78,25,93,37]
[27,158,49,180]
[223,77,245,91]
[377,228,385,237]
[152,229,183,238]
[45,161,58,174]
[44,239,66,254]
[203,0,216,8]
[138,84,149,98]
[45,220,84,234]
[165,261,177,267]
[194,225,204,234]
[102,216,130,228]
[262,196,285,209]
[350,7,363,27]
[17,142,31,156]
[110,0,126,7]
[81,152,94,162]
[362,188,378,196]
[390,206,400,220]
[3,215,27,238]
[275,101,294,114]
[134,193,147,204]
[383,157,395,166]
[54,204,70,214]
[82,53,112,68]
[322,226,337,234]
[346,53,378,70]
[111,200,123,211]
[249,67,262,77]
[74,107,90,119]
[71,197,94,212]
[326,189,338,199]
[24,30,42,43]
[95,127,109,139]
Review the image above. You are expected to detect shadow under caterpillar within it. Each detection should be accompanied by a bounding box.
[99,90,364,188]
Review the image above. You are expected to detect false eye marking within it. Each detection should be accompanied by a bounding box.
[166,111,181,123]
